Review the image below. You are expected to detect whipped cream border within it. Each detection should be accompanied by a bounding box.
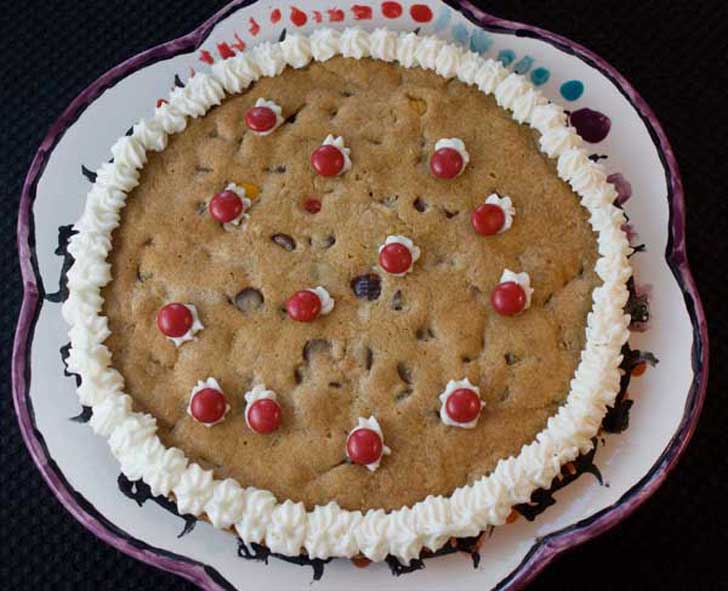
[62,28,632,564]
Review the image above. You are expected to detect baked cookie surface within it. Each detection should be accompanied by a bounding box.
[103,56,599,512]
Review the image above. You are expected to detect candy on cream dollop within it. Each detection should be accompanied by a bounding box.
[346,416,391,472]
[378,235,421,276]
[187,377,230,427]
[221,182,252,227]
[484,193,516,233]
[163,304,204,347]
[439,378,485,428]
[500,269,534,309]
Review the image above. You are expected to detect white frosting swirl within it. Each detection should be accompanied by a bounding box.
[304,503,363,559]
[143,446,188,497]
[456,50,482,85]
[530,102,568,133]
[413,495,453,551]
[434,44,462,79]
[89,393,132,437]
[211,53,260,93]
[309,28,341,62]
[235,488,277,544]
[111,136,147,169]
[64,29,632,563]
[95,160,139,193]
[396,32,421,68]
[132,119,167,152]
[473,60,508,94]
[414,36,445,70]
[250,43,285,77]
[306,286,335,315]
[540,125,581,158]
[155,101,187,134]
[205,478,246,529]
[368,28,398,62]
[355,509,390,562]
[173,463,215,516]
[339,28,370,59]
[186,73,225,112]
[280,33,312,69]
[266,500,307,556]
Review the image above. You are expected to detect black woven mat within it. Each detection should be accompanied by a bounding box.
[2,1,727,589]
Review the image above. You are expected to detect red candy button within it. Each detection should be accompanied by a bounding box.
[247,398,282,434]
[379,243,413,275]
[471,203,506,236]
[430,147,464,179]
[286,290,322,322]
[245,105,278,133]
[347,428,383,465]
[491,281,527,316]
[445,388,482,423]
[303,197,322,214]
[189,388,227,424]
[157,303,193,338]
[209,190,244,223]
[311,145,345,177]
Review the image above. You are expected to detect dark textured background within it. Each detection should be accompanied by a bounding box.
[2,1,727,589]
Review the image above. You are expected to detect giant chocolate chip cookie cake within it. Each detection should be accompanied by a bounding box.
[63,28,632,563]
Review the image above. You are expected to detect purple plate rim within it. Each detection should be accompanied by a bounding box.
[12,1,709,589]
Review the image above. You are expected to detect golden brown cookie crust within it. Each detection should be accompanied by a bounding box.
[102,57,599,512]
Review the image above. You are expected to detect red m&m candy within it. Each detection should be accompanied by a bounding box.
[471,203,506,236]
[247,398,282,434]
[445,389,482,423]
[209,190,244,223]
[303,197,322,214]
[286,290,322,322]
[491,281,527,316]
[311,144,345,177]
[430,147,464,179]
[157,303,193,338]
[245,105,278,133]
[379,243,413,275]
[189,388,228,424]
[346,428,384,465]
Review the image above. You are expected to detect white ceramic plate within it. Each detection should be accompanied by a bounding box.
[14,1,707,589]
